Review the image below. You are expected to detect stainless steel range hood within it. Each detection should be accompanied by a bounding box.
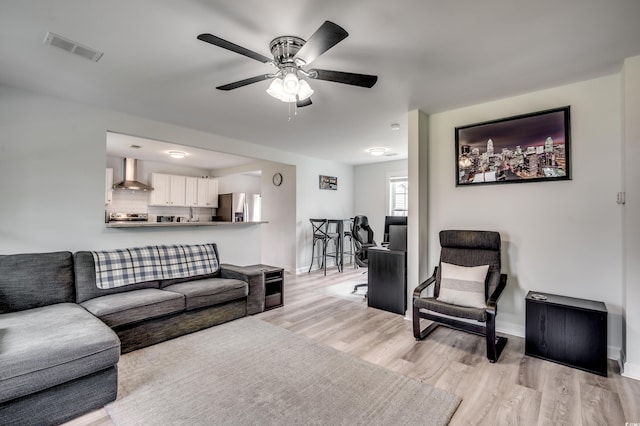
[113,158,153,191]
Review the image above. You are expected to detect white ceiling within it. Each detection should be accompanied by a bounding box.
[107,132,260,171]
[1,0,639,165]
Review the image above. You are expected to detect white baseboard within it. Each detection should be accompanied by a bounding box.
[496,322,524,338]
[622,361,640,380]
[608,346,622,362]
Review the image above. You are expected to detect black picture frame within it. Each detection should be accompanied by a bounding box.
[319,175,337,190]
[455,106,571,186]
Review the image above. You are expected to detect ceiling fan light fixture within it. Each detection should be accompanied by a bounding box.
[297,79,314,101]
[280,93,297,103]
[282,71,300,95]
[267,75,313,103]
[199,21,378,110]
[266,78,284,100]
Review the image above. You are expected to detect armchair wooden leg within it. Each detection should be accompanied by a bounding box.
[413,307,440,341]
[413,306,422,339]
[486,311,508,363]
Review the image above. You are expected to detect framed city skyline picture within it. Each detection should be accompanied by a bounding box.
[455,106,571,186]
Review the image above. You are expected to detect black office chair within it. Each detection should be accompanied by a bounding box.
[351,215,376,295]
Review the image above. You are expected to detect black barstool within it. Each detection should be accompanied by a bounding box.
[308,218,340,275]
[342,218,355,268]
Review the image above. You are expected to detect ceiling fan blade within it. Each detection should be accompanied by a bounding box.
[309,69,378,88]
[294,21,348,66]
[216,74,272,91]
[197,33,272,64]
[296,98,312,108]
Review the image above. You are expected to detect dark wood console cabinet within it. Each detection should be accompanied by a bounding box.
[525,291,607,376]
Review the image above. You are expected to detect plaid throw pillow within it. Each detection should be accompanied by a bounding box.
[437,262,489,309]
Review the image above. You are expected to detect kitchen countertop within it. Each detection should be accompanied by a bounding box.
[106,221,267,228]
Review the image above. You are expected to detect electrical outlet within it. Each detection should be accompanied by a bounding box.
[617,192,626,205]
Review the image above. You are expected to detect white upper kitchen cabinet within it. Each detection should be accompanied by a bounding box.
[149,173,186,206]
[185,177,198,207]
[105,168,113,205]
[197,178,218,208]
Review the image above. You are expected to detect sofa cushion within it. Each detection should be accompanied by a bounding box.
[0,251,75,313]
[74,251,160,304]
[0,303,120,403]
[81,288,185,328]
[163,278,248,311]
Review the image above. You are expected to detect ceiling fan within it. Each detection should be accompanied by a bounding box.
[197,21,378,107]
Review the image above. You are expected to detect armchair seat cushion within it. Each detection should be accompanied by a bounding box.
[414,296,487,322]
[0,303,120,403]
[163,278,248,311]
[81,289,185,328]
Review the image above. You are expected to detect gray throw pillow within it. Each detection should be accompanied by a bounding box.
[437,262,488,309]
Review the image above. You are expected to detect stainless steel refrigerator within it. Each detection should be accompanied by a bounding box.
[217,193,261,222]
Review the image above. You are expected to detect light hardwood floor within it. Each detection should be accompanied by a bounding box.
[65,266,640,426]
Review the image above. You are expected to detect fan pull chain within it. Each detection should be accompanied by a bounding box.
[287,99,299,122]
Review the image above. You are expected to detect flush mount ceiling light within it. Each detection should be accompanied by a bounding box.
[168,151,186,159]
[390,123,400,131]
[197,21,378,110]
[367,147,388,156]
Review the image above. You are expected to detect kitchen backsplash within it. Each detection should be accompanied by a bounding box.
[108,189,148,213]
[107,190,215,222]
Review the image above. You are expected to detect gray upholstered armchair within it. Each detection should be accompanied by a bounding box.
[412,230,508,362]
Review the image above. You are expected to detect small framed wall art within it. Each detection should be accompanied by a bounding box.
[319,175,337,190]
[455,106,571,186]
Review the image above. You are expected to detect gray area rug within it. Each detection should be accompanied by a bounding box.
[324,280,369,303]
[107,316,460,425]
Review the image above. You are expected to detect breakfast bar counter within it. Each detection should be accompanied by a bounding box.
[106,221,267,228]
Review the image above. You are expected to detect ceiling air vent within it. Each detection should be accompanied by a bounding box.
[44,32,104,62]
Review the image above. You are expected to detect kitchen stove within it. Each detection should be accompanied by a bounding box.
[109,212,148,222]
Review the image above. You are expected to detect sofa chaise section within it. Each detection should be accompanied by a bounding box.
[0,251,120,426]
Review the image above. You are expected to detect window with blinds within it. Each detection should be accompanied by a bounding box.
[389,176,408,216]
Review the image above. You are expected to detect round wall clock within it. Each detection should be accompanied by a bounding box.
[272,172,283,186]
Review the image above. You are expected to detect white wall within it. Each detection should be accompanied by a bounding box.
[622,55,640,379]
[0,85,351,274]
[217,173,261,195]
[211,160,298,271]
[295,158,354,274]
[353,159,407,238]
[257,161,297,272]
[426,74,624,355]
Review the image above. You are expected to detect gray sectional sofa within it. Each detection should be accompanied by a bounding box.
[0,243,267,425]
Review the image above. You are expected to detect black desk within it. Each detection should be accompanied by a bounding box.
[367,247,407,315]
